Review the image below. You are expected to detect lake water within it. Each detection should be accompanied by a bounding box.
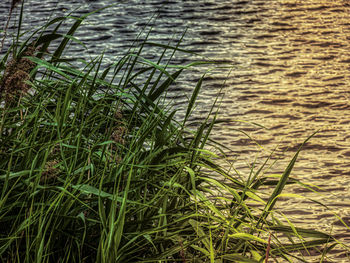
[1,0,350,261]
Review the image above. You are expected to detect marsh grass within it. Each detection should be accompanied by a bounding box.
[0,2,347,263]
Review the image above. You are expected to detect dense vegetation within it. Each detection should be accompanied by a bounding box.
[0,3,347,262]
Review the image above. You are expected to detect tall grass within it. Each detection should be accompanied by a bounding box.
[0,2,346,263]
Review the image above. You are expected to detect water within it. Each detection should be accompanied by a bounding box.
[1,0,350,260]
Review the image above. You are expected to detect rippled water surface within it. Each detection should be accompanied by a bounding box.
[1,0,350,260]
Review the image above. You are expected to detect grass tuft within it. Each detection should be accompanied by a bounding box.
[0,2,348,263]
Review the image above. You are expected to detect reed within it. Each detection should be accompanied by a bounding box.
[0,0,22,54]
[0,2,348,263]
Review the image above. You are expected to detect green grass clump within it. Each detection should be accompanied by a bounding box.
[0,3,343,263]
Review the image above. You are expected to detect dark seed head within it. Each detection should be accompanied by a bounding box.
[11,0,22,10]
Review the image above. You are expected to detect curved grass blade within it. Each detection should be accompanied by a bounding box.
[257,131,318,226]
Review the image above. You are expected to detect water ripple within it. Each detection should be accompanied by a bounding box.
[1,0,350,259]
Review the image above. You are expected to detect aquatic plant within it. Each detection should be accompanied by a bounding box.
[0,2,346,263]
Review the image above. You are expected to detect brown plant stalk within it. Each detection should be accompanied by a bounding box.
[0,0,22,54]
[265,233,272,263]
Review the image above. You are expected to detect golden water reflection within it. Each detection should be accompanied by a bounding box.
[201,0,350,257]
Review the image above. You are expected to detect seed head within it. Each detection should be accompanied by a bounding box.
[0,45,36,103]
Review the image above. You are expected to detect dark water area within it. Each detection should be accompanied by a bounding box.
[1,0,350,261]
